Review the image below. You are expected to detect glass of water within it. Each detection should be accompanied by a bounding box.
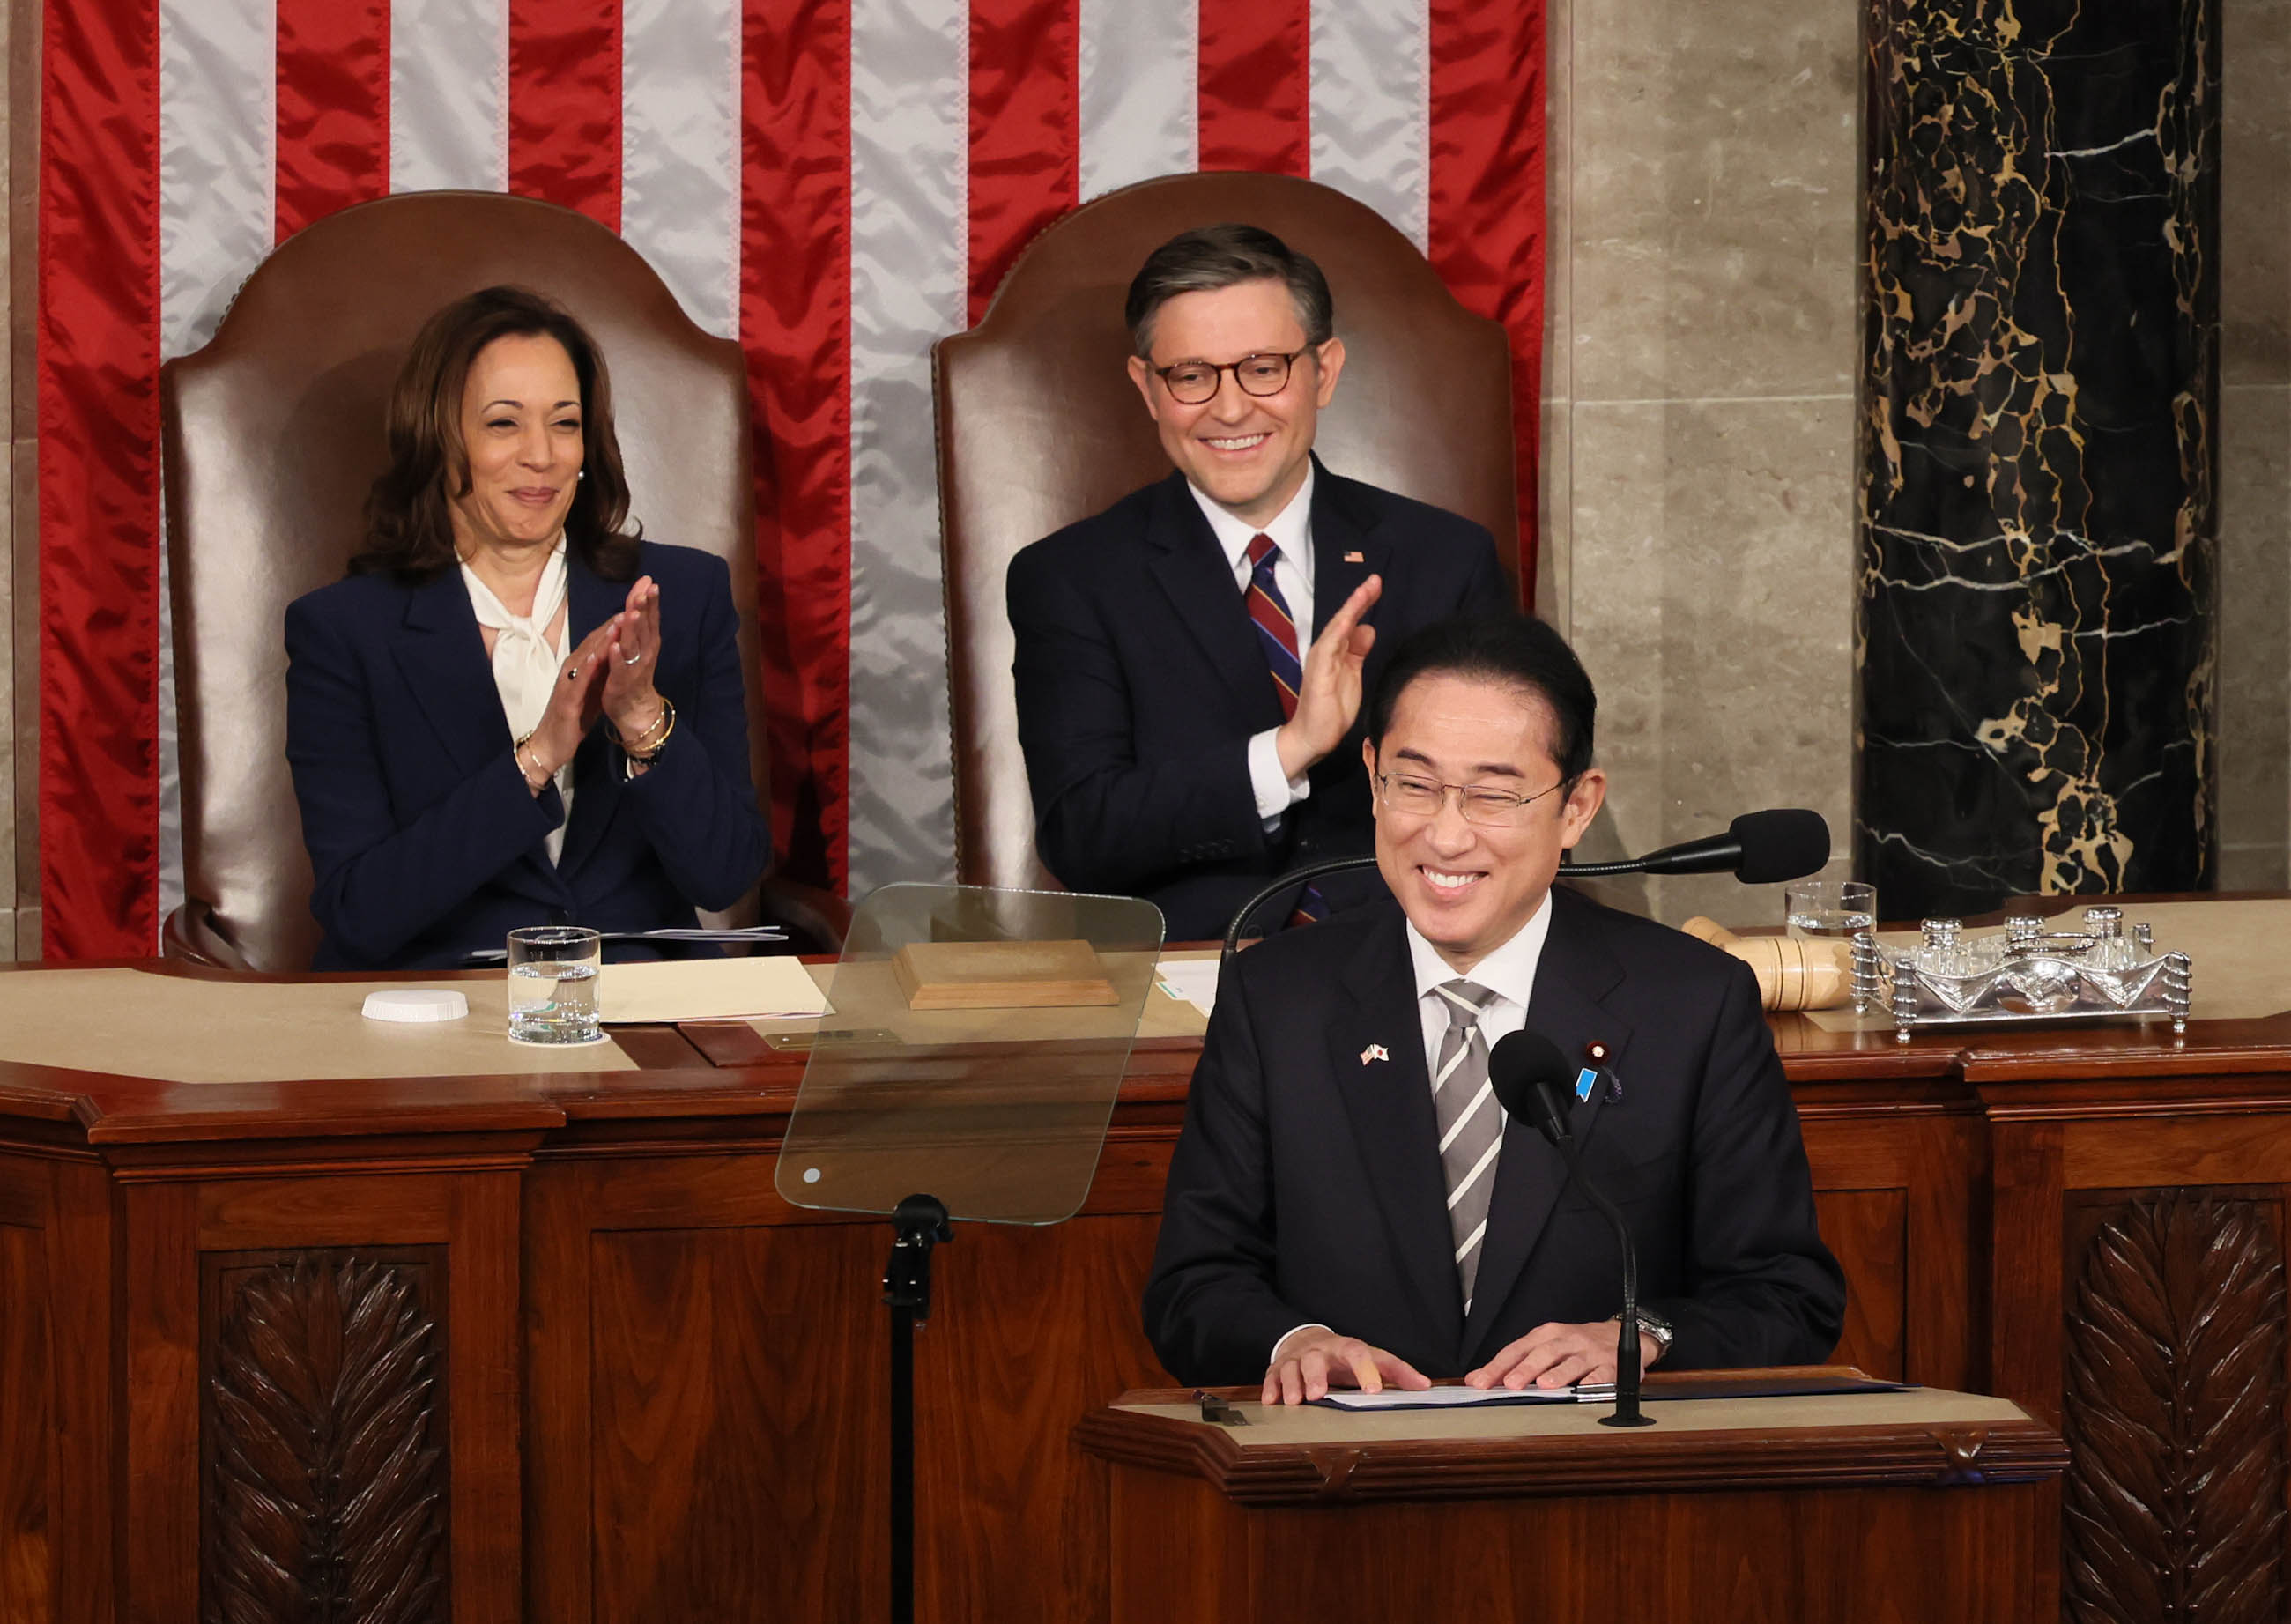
[1784,879,1878,939]
[507,925,604,1044]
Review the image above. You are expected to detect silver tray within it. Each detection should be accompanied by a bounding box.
[1848,909,2192,1042]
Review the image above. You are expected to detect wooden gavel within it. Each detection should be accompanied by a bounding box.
[1680,917,1854,1012]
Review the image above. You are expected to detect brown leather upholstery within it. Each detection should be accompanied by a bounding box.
[161,189,830,971]
[935,172,1518,894]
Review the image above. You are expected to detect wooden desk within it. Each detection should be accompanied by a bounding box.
[1,949,2287,1620]
[1076,1383,2067,1622]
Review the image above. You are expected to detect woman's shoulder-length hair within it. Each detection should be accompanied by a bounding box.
[351,284,642,582]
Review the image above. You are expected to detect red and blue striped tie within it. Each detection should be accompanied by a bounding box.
[1244,534,1326,927]
[1245,534,1304,720]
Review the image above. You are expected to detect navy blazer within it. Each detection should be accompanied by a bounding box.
[285,539,770,970]
[1143,886,1846,1384]
[1007,458,1510,941]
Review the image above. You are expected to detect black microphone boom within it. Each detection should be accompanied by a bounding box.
[1561,807,1829,883]
[1487,1029,1656,1428]
[1220,808,1832,963]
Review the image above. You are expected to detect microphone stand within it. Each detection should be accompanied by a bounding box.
[1572,1177,1653,1428]
[1220,855,1382,967]
[1529,1081,1655,1428]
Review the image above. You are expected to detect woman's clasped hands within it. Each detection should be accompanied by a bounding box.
[518,575,666,790]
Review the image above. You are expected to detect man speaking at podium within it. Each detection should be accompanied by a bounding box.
[1143,614,1845,1403]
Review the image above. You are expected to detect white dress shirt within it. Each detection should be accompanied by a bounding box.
[1269,894,1556,1368]
[1187,463,1317,823]
[462,541,574,864]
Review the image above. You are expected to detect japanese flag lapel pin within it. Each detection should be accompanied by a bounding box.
[1361,1043,1390,1065]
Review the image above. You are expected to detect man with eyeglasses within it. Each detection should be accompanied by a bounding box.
[1006,223,1509,942]
[1144,613,1844,1401]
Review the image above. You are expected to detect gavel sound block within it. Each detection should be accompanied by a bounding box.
[1680,917,1853,1012]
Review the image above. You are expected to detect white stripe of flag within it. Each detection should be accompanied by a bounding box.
[391,0,509,193]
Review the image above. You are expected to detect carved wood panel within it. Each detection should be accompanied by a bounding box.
[2063,1190,2286,1624]
[200,1249,449,1624]
[0,1222,52,1623]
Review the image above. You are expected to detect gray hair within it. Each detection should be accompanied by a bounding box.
[1123,223,1335,358]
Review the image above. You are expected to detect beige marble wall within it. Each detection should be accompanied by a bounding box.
[1542,0,1861,927]
[2217,0,2291,890]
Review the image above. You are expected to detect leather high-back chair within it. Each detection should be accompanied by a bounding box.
[935,172,1518,894]
[163,189,793,970]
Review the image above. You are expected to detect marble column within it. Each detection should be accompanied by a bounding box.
[1857,0,2221,916]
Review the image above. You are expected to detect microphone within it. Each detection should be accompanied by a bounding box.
[1487,1029,1656,1427]
[1561,807,1829,882]
[1218,808,1831,964]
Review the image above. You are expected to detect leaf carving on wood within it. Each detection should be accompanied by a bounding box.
[2064,1190,2287,1624]
[205,1255,446,1624]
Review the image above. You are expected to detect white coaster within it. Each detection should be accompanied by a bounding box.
[360,988,470,1024]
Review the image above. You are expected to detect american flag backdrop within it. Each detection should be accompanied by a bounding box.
[36,0,1548,959]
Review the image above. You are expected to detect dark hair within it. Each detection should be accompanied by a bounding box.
[351,285,641,582]
[1365,613,1598,782]
[1123,223,1336,358]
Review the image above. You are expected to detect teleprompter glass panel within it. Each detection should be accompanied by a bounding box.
[774,884,1166,1226]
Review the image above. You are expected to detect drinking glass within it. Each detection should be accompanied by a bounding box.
[507,925,604,1044]
[1783,879,1877,939]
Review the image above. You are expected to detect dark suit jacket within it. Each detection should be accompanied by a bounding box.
[1143,886,1846,1383]
[1006,459,1510,941]
[285,539,770,971]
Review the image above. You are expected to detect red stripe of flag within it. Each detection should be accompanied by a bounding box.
[744,0,854,893]
[38,0,163,959]
[1198,0,1309,175]
[275,0,390,242]
[508,0,622,229]
[1427,0,1546,605]
[966,0,1079,324]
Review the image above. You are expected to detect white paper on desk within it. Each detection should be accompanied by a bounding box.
[1314,1384,1583,1411]
[1154,958,1222,1017]
[600,956,830,1024]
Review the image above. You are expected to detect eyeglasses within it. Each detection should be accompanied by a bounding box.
[1151,348,1313,405]
[1374,771,1568,827]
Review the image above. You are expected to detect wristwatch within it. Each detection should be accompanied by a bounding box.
[1621,1308,1675,1364]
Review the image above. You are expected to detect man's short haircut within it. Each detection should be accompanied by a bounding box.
[1124,223,1336,358]
[1365,613,1598,782]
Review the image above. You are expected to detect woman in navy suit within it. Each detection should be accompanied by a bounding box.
[285,285,769,970]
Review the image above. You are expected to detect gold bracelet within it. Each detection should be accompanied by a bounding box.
[513,733,552,792]
[614,699,670,753]
[620,697,678,763]
[628,703,672,753]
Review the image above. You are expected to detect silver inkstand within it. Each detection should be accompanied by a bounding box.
[1849,906,2193,1042]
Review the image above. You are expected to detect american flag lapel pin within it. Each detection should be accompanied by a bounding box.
[1344,551,1365,563]
[1361,1043,1390,1065]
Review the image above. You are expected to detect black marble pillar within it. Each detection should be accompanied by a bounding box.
[1857,0,2221,917]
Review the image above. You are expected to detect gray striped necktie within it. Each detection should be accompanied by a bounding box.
[1432,979,1503,1309]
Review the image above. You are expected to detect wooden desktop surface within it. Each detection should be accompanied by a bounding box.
[0,905,2285,1621]
[1080,1379,2067,1623]
[1080,1378,2063,1497]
